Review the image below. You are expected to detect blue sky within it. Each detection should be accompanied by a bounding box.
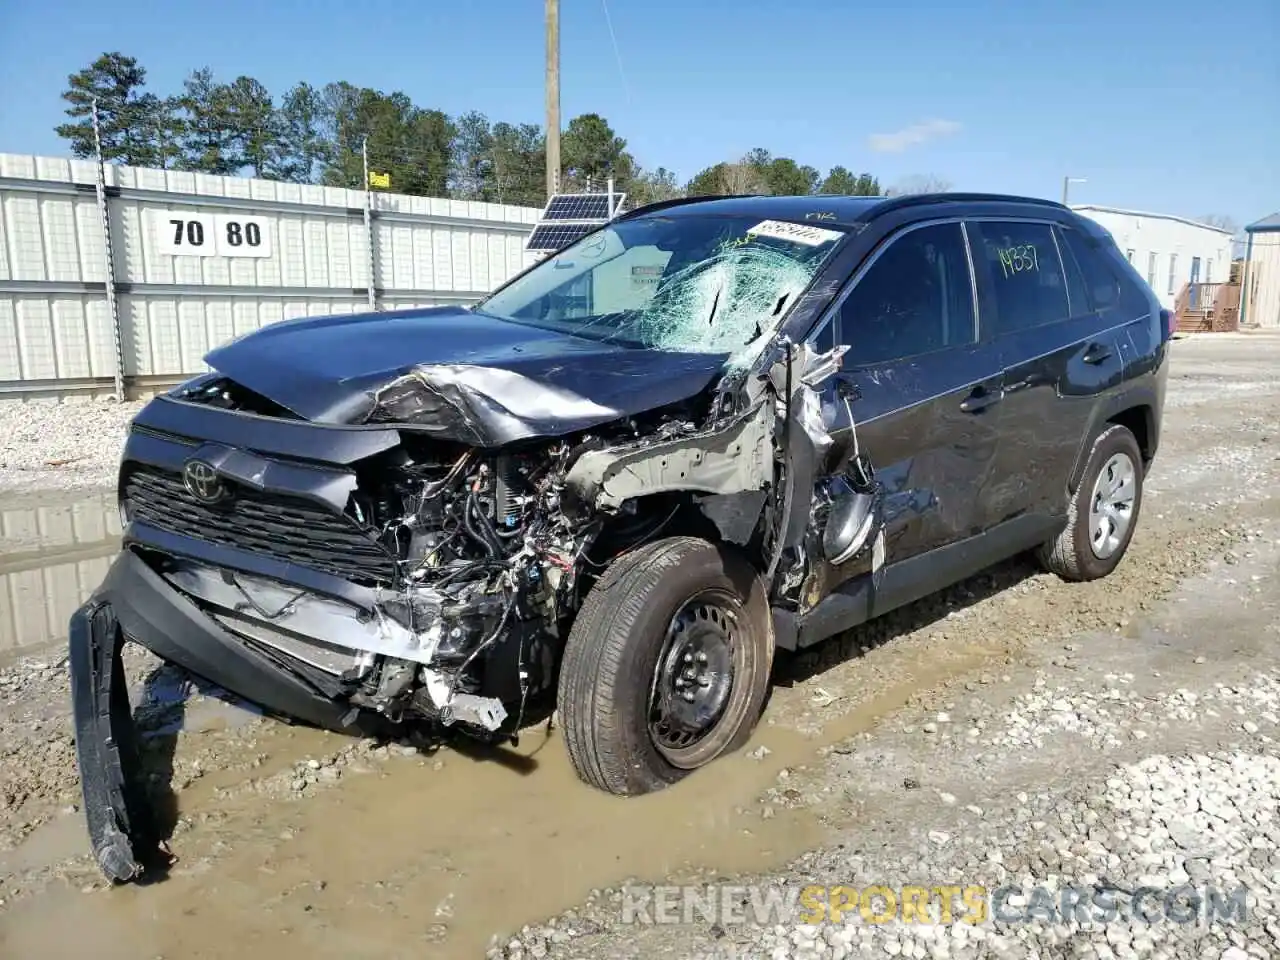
[1,0,1276,225]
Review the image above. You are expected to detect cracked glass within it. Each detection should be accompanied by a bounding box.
[475,214,848,356]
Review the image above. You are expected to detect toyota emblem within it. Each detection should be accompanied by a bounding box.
[183,460,228,504]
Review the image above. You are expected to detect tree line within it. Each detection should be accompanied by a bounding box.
[57,52,949,209]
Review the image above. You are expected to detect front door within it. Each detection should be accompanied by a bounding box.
[818,221,1004,588]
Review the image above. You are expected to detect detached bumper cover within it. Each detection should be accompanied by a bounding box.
[68,548,365,882]
[68,599,163,882]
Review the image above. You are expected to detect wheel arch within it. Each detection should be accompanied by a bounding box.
[1067,389,1157,494]
[588,490,771,573]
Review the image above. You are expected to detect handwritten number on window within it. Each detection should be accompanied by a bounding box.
[996,244,1038,279]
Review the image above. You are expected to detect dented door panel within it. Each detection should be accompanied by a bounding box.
[841,342,1005,564]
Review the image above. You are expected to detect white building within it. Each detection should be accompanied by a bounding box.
[1070,205,1235,310]
[1241,212,1280,330]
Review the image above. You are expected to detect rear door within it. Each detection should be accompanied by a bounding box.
[1055,220,1166,468]
[820,220,1004,571]
[967,219,1129,523]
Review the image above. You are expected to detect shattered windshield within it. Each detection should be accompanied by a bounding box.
[475,213,848,354]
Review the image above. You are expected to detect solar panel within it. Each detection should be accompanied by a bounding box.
[526,222,600,252]
[526,190,628,253]
[542,193,616,221]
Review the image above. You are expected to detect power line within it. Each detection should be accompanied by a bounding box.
[600,0,632,105]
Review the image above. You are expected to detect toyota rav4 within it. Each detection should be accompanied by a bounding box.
[69,193,1168,882]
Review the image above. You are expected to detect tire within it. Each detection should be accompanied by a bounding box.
[1037,423,1144,582]
[558,536,774,795]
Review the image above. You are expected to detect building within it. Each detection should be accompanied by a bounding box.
[1069,205,1235,310]
[1241,213,1280,330]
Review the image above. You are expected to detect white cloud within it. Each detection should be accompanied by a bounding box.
[867,119,963,153]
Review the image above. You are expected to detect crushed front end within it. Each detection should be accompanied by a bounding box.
[68,207,877,880]
[68,369,734,876]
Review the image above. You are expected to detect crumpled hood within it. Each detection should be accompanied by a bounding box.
[202,306,730,446]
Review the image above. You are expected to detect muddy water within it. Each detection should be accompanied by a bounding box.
[0,648,998,960]
[0,485,1004,958]
[0,490,121,663]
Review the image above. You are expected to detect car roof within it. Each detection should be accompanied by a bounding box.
[617,192,1070,228]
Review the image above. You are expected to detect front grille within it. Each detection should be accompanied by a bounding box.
[124,465,398,585]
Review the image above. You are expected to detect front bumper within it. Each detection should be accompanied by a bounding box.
[69,599,162,881]
[68,548,367,882]
[84,549,365,729]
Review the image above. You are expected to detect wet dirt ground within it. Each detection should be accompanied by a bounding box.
[0,332,1278,959]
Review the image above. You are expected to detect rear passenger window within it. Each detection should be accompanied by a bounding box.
[837,222,975,366]
[1058,235,1093,317]
[1063,226,1154,316]
[1057,226,1120,311]
[972,222,1070,335]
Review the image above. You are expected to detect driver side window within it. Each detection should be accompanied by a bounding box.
[836,222,977,366]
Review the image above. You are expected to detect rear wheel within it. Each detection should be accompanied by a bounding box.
[558,537,773,795]
[1037,423,1144,581]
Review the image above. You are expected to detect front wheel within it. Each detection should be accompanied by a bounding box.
[558,537,774,795]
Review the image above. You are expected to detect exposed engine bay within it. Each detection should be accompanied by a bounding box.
[139,336,881,745]
[68,202,899,883]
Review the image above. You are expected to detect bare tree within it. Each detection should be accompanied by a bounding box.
[1200,214,1239,234]
[886,174,953,196]
[721,160,767,194]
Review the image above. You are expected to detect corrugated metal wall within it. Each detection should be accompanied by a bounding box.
[1243,232,1280,330]
[0,152,542,394]
[0,492,120,655]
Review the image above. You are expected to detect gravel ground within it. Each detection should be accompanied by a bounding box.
[0,397,144,494]
[487,531,1280,960]
[0,334,1279,960]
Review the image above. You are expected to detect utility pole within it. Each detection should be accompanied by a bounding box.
[362,137,377,312]
[1062,176,1086,206]
[91,98,125,402]
[546,0,560,198]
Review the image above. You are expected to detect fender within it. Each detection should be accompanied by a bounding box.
[1067,385,1158,493]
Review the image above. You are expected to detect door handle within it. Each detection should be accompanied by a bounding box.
[1082,343,1113,365]
[1004,372,1050,394]
[960,387,1003,414]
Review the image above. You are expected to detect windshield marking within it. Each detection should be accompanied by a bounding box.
[746,219,844,246]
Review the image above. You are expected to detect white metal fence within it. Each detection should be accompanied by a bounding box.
[0,152,543,398]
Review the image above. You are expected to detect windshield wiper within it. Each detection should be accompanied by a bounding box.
[706,282,724,327]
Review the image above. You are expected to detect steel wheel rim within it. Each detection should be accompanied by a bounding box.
[1088,451,1137,559]
[648,588,740,764]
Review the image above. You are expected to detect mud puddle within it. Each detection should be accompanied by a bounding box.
[0,645,1002,960]
[0,489,120,665]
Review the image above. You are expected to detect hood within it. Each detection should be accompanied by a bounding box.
[202,306,730,446]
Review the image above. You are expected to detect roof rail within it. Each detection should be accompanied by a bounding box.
[611,191,1068,225]
[871,192,1067,215]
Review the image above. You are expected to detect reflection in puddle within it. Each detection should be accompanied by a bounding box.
[0,491,121,660]
[0,492,1008,960]
[0,652,998,960]
[135,663,264,736]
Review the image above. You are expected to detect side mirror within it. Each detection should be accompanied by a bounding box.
[821,455,881,565]
[822,490,880,565]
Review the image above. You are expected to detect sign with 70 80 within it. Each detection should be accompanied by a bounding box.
[151,211,273,258]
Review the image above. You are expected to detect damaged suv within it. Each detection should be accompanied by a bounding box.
[70,193,1168,882]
